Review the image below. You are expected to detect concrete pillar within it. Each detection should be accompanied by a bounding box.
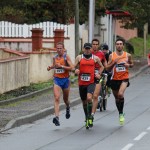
[31,28,43,51]
[53,29,65,48]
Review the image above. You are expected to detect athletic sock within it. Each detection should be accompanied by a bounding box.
[115,100,120,112]
[87,102,92,117]
[83,104,88,119]
[119,98,124,114]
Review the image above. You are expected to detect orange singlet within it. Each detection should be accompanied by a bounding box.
[111,51,129,80]
[79,54,95,85]
[54,54,69,78]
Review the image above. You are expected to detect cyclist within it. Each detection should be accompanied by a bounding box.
[91,39,107,117]
[106,38,134,125]
[75,43,104,129]
[47,42,74,126]
[101,43,112,62]
[101,44,112,96]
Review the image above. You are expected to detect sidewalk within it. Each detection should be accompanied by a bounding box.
[0,59,148,132]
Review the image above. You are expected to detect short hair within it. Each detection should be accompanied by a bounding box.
[115,38,125,45]
[92,38,99,45]
[56,42,64,48]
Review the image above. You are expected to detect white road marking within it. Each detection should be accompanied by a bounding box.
[121,143,134,150]
[134,132,147,141]
[147,126,150,130]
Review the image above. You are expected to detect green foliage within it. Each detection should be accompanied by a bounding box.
[0,80,52,101]
[0,0,150,31]
[0,75,77,101]
[129,35,150,57]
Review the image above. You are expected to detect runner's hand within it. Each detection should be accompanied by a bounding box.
[55,63,62,68]
[95,73,101,79]
[75,69,80,75]
[47,66,51,71]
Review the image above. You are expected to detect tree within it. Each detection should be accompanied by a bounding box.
[96,0,150,35]
[0,0,150,35]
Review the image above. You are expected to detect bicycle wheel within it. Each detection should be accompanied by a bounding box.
[99,100,103,112]
[102,86,107,110]
[97,96,100,109]
[98,96,103,112]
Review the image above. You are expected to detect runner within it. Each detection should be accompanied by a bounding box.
[91,39,107,117]
[74,43,104,129]
[47,42,74,126]
[106,38,134,125]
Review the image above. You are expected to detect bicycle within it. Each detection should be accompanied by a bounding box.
[97,73,108,112]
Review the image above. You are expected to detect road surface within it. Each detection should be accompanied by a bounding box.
[0,68,150,150]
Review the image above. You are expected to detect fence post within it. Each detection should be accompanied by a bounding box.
[53,29,65,48]
[31,28,43,51]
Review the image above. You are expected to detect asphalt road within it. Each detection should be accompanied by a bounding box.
[0,67,150,150]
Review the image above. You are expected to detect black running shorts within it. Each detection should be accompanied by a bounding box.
[79,83,96,101]
[110,79,130,90]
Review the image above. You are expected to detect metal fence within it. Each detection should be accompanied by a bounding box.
[0,21,69,38]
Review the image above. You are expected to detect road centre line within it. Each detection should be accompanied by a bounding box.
[147,126,150,130]
[134,131,147,141]
[122,126,150,150]
[121,143,134,150]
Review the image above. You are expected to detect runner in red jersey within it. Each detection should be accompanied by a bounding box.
[91,39,107,119]
[74,43,104,129]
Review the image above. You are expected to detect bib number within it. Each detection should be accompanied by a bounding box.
[116,63,126,72]
[81,74,91,81]
[55,68,65,74]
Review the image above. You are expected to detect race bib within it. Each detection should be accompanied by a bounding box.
[55,68,65,74]
[81,73,91,81]
[116,63,126,72]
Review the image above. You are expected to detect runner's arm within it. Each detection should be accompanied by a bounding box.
[95,56,104,75]
[105,54,115,71]
[124,53,134,68]
[74,55,81,75]
[62,55,74,71]
[47,57,55,71]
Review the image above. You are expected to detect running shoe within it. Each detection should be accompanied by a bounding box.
[85,119,89,129]
[65,106,70,119]
[119,113,125,125]
[53,117,60,126]
[88,116,94,128]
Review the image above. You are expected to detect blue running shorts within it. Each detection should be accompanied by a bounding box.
[54,77,70,89]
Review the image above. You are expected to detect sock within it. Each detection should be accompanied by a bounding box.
[83,104,88,119]
[115,100,120,112]
[91,113,94,117]
[87,102,92,117]
[119,98,124,114]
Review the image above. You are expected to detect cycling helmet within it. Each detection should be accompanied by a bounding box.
[101,44,109,50]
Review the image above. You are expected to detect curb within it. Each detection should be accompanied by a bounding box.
[1,97,81,132]
[0,87,52,106]
[130,64,149,79]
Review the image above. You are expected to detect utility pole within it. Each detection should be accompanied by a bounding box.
[144,23,148,58]
[89,0,95,42]
[75,0,79,57]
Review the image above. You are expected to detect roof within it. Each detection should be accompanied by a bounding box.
[106,10,131,17]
